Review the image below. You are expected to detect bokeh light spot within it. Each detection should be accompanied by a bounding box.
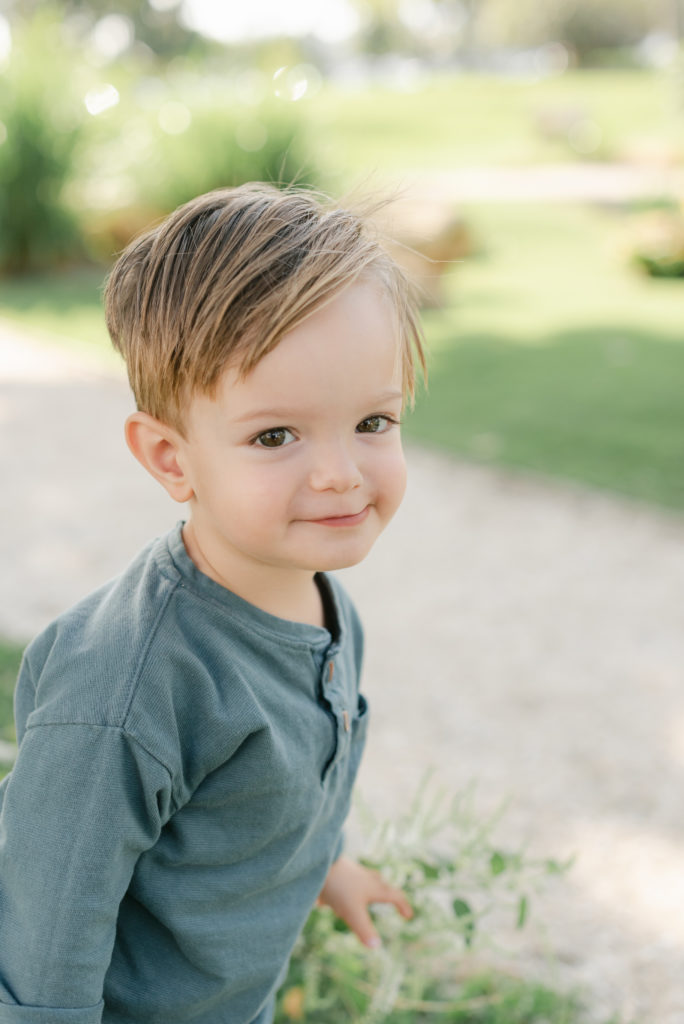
[91,14,134,61]
[181,0,359,44]
[84,84,120,116]
[273,64,321,102]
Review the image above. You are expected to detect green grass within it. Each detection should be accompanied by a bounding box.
[0,640,22,780]
[403,201,684,510]
[0,640,22,741]
[309,69,683,178]
[0,266,112,354]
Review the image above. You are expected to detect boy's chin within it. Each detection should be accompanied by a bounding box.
[309,549,375,573]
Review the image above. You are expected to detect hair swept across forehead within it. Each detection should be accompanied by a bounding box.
[104,183,425,433]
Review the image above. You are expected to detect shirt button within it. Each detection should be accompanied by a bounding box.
[342,709,350,732]
[328,661,334,682]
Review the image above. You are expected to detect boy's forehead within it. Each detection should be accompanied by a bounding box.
[194,350,399,432]
[224,283,403,394]
[219,360,403,415]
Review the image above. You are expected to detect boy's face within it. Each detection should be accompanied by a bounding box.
[175,280,407,594]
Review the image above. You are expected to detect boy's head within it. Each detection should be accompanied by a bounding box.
[104,183,425,436]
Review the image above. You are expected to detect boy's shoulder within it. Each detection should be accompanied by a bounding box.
[20,525,187,735]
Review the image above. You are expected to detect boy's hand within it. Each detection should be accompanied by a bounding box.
[316,854,413,948]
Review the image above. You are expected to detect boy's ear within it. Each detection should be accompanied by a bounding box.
[124,412,194,504]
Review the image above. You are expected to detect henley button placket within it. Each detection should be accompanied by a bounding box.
[327,660,350,731]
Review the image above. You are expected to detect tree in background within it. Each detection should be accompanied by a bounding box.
[348,0,674,65]
[462,0,672,65]
[1,0,209,61]
[0,2,318,272]
[0,10,86,273]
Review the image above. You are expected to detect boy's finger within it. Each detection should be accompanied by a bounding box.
[396,894,414,919]
[344,906,382,949]
[376,882,413,919]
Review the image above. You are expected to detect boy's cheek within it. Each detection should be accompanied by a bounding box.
[380,450,408,518]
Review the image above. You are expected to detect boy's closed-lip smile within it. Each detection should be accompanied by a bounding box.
[307,505,371,527]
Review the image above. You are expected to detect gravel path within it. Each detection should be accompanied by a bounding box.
[2,319,684,1023]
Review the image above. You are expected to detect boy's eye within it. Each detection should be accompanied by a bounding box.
[356,415,396,434]
[253,427,296,448]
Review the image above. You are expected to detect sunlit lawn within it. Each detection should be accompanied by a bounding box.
[0,267,111,354]
[310,69,683,178]
[405,201,684,510]
[0,641,21,779]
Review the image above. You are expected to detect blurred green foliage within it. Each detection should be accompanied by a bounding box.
[408,202,684,510]
[81,74,318,261]
[474,0,668,62]
[0,639,21,781]
[0,7,318,272]
[308,69,682,176]
[346,0,674,66]
[0,639,21,744]
[136,102,314,212]
[0,0,681,272]
[276,779,582,1024]
[0,11,86,273]
[629,204,684,277]
[0,266,110,350]
[4,0,209,59]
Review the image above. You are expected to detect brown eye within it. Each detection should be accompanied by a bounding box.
[356,416,390,434]
[254,428,295,448]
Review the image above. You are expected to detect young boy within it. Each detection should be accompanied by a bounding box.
[0,184,425,1023]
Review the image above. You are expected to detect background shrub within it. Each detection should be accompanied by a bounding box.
[0,11,86,273]
[81,76,319,260]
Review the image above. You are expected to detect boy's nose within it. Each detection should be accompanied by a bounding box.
[308,442,363,493]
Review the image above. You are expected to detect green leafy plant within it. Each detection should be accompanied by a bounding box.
[628,207,684,279]
[81,71,321,260]
[0,639,22,782]
[276,776,581,1023]
[0,10,87,273]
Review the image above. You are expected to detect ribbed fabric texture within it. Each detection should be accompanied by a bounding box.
[0,524,367,1024]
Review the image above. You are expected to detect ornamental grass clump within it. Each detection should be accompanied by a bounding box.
[277,776,577,1024]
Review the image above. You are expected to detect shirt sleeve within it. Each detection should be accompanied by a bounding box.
[332,831,345,862]
[0,722,173,1020]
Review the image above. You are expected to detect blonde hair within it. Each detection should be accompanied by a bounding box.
[104,183,426,434]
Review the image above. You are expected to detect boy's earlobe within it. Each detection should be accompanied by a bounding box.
[124,412,194,503]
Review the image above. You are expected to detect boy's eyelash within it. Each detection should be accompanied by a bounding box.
[358,414,402,428]
[249,427,296,447]
[248,415,401,445]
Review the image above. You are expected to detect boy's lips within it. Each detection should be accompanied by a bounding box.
[306,506,370,527]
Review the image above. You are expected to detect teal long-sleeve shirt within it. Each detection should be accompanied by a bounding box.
[0,524,368,1024]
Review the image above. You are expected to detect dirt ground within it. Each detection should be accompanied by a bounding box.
[2,320,684,1023]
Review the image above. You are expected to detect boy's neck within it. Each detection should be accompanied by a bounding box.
[181,522,325,628]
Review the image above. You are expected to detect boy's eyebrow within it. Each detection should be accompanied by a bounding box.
[234,390,404,424]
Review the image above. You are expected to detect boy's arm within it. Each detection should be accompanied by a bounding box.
[0,722,172,1021]
[317,854,413,948]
